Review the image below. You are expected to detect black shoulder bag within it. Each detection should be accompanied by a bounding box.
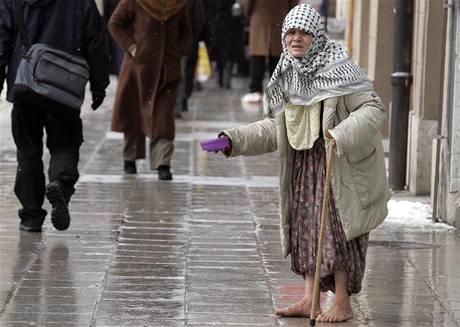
[12,0,90,116]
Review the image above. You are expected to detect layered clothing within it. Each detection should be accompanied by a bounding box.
[109,0,191,139]
[223,91,390,257]
[264,3,372,116]
[221,4,390,262]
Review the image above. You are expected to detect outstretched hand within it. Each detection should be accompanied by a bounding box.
[215,135,232,154]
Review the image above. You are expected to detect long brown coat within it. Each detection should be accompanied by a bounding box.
[108,0,191,139]
[242,0,297,56]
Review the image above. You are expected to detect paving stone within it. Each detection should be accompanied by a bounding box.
[1,77,459,327]
[94,318,185,327]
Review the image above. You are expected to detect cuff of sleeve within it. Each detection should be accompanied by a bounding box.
[328,129,343,157]
[218,132,234,157]
[90,89,106,96]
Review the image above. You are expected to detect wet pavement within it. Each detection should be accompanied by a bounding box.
[0,77,459,327]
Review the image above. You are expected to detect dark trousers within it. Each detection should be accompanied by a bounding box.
[177,39,200,112]
[11,103,83,225]
[109,41,123,76]
[183,40,200,99]
[249,55,279,93]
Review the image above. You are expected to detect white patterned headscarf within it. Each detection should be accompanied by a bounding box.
[264,4,373,117]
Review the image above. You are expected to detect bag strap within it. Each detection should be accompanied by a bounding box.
[13,0,29,55]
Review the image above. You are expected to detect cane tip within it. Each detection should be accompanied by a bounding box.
[309,318,316,326]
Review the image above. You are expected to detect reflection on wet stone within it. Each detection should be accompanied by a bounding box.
[0,78,459,327]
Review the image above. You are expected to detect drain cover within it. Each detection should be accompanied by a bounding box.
[369,240,441,250]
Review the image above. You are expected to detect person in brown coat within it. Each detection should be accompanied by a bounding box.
[108,0,192,179]
[241,0,297,104]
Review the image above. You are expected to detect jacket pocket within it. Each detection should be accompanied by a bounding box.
[346,144,384,208]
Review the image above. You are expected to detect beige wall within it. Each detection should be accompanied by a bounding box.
[408,0,443,195]
[440,0,460,226]
[352,0,370,71]
[412,0,443,121]
[365,0,393,138]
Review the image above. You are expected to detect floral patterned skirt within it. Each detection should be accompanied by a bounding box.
[290,138,369,295]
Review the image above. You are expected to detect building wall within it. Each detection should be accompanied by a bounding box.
[408,0,443,195]
[450,2,460,226]
[434,0,459,226]
[335,0,348,19]
[449,6,460,193]
[366,0,393,138]
[352,0,370,72]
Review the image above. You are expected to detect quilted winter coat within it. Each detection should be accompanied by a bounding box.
[222,89,391,257]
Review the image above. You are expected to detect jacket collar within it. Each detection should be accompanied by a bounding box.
[135,0,186,22]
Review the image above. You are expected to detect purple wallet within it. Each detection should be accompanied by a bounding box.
[200,137,230,152]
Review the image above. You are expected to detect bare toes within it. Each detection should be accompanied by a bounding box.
[317,314,337,323]
[275,300,318,318]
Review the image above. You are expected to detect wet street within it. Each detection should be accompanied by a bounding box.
[0,77,459,327]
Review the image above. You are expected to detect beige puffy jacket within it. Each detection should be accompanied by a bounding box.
[222,89,391,257]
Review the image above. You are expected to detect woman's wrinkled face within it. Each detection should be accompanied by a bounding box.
[285,29,314,58]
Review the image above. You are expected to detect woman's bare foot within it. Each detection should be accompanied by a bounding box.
[275,299,322,318]
[317,301,353,323]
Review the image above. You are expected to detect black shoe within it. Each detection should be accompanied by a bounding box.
[181,98,188,112]
[223,62,232,89]
[19,221,42,232]
[45,181,70,231]
[218,74,224,88]
[124,160,137,174]
[158,165,172,180]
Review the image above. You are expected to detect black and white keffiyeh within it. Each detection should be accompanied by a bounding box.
[264,4,373,117]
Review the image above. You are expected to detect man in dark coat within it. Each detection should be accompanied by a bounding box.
[0,0,110,232]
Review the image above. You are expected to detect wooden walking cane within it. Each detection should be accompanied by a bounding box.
[309,141,335,327]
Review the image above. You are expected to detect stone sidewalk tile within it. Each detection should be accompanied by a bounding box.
[1,77,460,327]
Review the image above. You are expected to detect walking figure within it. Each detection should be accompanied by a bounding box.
[108,0,192,179]
[0,0,109,232]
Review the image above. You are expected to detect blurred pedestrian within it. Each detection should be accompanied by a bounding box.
[100,0,123,75]
[212,0,245,90]
[201,0,217,62]
[240,0,298,104]
[108,0,192,179]
[190,0,216,92]
[0,0,110,232]
[177,0,205,113]
[217,4,390,322]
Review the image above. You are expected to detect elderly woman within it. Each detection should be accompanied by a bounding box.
[219,4,390,323]
[109,0,191,179]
